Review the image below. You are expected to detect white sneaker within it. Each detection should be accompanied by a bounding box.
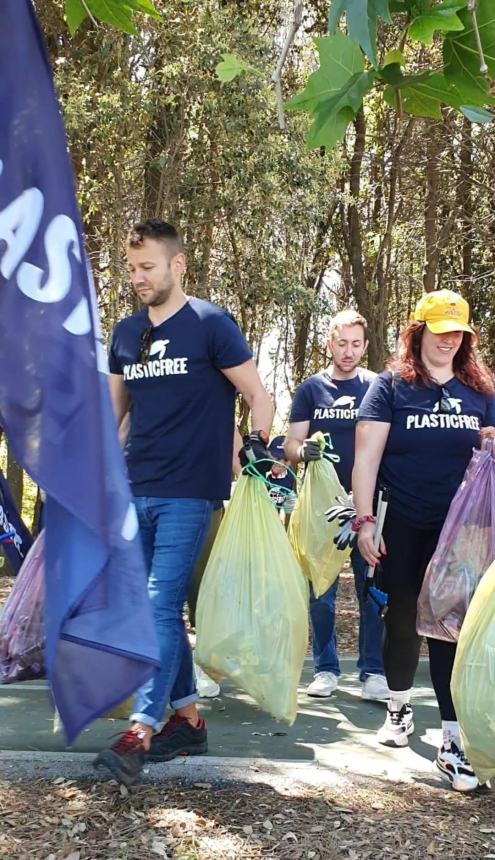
[195,664,221,698]
[377,704,414,747]
[307,671,338,698]
[361,674,390,702]
[436,742,479,792]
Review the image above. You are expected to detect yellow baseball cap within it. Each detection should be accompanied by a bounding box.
[412,289,474,335]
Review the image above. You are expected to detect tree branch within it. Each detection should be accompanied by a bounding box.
[271,1,304,130]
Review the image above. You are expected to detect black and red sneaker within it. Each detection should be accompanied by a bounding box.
[93,729,147,786]
[147,714,208,762]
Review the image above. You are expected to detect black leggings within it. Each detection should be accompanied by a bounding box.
[379,511,457,721]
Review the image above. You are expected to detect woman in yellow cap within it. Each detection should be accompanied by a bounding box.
[352,289,495,791]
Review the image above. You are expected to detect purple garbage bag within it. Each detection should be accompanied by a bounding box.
[417,442,495,643]
[0,531,45,683]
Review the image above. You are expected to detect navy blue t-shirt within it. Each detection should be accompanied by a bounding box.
[358,372,495,527]
[289,369,376,491]
[109,298,252,500]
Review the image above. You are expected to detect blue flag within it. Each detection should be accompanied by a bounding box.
[0,466,33,574]
[0,0,159,743]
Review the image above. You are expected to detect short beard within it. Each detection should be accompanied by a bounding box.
[333,358,360,374]
[147,291,171,307]
[145,278,174,307]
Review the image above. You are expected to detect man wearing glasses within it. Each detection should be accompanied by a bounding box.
[94,219,273,785]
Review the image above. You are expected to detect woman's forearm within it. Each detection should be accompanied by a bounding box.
[352,422,390,516]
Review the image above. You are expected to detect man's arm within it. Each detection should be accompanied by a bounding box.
[284,420,310,465]
[108,373,131,427]
[221,359,273,436]
[232,426,244,477]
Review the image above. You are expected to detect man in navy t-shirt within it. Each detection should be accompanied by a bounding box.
[284,309,388,702]
[94,219,273,785]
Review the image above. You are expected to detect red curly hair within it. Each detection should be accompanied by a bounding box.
[389,321,495,395]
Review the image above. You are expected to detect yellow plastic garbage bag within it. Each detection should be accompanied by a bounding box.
[195,474,308,724]
[451,559,495,784]
[288,432,351,598]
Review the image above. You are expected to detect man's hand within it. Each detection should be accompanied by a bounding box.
[298,438,322,463]
[239,431,274,476]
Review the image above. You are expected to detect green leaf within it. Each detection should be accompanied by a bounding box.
[85,0,137,34]
[215,53,258,82]
[444,0,495,102]
[408,2,465,44]
[307,106,355,150]
[384,71,470,118]
[65,0,161,33]
[378,64,429,84]
[328,0,391,66]
[124,0,162,20]
[461,104,494,122]
[383,49,406,66]
[65,0,87,34]
[307,70,376,149]
[286,32,364,113]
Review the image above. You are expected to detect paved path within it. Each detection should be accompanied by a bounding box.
[0,658,445,786]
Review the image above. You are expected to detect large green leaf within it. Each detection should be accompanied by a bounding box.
[307,106,355,150]
[328,0,391,66]
[85,0,137,33]
[444,0,495,102]
[65,0,87,34]
[124,0,161,19]
[307,70,376,149]
[65,0,161,34]
[286,32,364,114]
[383,71,475,117]
[408,1,466,44]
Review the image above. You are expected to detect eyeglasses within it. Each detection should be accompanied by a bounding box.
[437,386,453,414]
[138,325,153,364]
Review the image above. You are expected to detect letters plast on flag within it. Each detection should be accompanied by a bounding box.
[451,559,495,784]
[288,432,351,598]
[417,442,495,642]
[195,474,308,724]
[0,532,44,683]
[0,0,159,742]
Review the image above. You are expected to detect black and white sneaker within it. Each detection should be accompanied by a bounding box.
[376,704,414,747]
[436,742,479,792]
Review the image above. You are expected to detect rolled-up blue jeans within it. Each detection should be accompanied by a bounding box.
[130,497,212,728]
[310,549,385,682]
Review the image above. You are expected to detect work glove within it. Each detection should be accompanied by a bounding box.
[326,496,357,551]
[239,431,273,476]
[298,438,322,462]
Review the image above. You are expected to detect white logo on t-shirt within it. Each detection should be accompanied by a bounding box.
[406,395,480,431]
[149,339,170,360]
[432,396,462,415]
[313,394,358,421]
[123,337,188,381]
[332,395,356,409]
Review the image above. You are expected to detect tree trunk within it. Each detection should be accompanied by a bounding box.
[7,446,23,516]
[458,117,473,296]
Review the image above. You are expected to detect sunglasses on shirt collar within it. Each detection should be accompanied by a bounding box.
[138,325,153,364]
[437,386,453,414]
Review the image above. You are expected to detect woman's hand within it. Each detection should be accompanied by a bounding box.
[480,426,495,441]
[357,521,386,567]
